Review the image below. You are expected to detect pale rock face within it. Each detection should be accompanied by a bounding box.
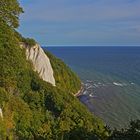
[21,43,55,86]
[0,108,3,119]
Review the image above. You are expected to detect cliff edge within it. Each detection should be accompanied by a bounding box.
[20,43,55,86]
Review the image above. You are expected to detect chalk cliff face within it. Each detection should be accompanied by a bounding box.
[0,108,3,119]
[21,43,55,86]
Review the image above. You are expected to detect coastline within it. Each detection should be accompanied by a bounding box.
[74,83,84,97]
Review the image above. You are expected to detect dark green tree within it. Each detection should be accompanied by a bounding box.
[108,120,140,140]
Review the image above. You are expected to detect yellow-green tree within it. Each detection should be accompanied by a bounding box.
[0,0,23,28]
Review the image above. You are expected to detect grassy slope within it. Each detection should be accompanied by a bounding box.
[45,51,81,94]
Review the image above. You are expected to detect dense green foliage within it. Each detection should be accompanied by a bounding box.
[108,120,140,140]
[0,1,108,139]
[15,30,36,47]
[45,51,81,94]
[22,38,36,47]
[0,0,23,28]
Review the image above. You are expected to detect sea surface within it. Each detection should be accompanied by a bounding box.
[45,46,140,129]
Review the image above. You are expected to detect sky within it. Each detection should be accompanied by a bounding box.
[19,0,140,46]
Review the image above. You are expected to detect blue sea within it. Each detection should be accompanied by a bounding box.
[46,46,140,129]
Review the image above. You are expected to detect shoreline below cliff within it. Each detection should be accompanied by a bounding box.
[74,83,84,97]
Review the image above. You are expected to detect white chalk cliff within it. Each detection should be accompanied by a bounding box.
[21,43,55,86]
[0,108,3,119]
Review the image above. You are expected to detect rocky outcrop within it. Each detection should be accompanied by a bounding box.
[20,43,55,86]
[0,108,3,119]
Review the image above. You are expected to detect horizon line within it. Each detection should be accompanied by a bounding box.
[42,45,140,47]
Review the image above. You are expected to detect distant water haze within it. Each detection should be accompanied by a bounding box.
[46,46,140,129]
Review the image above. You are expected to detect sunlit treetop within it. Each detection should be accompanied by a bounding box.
[0,0,23,28]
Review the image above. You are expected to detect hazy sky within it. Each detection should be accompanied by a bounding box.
[19,0,140,46]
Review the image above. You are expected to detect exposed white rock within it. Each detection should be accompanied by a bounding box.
[0,108,3,119]
[21,43,55,86]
